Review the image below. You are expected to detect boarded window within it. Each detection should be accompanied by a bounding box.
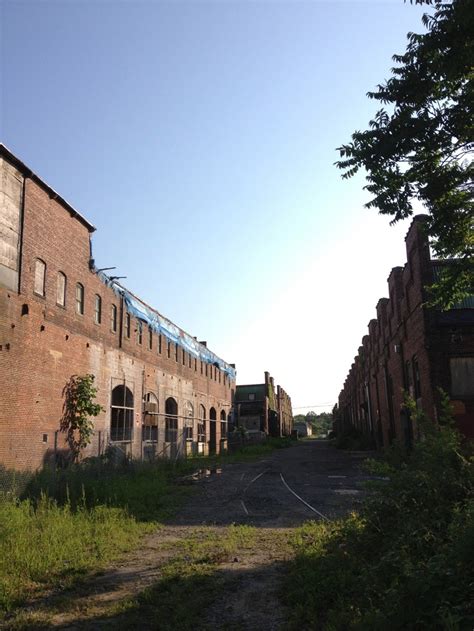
[56,272,66,306]
[450,358,474,397]
[94,294,102,324]
[76,283,84,314]
[34,259,46,296]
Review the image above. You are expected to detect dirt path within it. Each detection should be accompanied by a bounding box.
[8,441,371,630]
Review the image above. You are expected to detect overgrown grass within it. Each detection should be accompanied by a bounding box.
[285,411,474,629]
[0,496,151,615]
[0,437,289,620]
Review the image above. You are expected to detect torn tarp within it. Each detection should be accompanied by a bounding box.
[97,272,236,379]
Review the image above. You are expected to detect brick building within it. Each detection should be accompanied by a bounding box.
[235,371,293,437]
[0,145,236,471]
[335,215,474,448]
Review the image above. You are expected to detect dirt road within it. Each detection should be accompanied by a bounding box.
[13,440,372,630]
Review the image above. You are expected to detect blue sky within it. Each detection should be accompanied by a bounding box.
[2,0,428,411]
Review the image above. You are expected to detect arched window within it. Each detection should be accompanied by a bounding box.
[143,392,158,442]
[165,397,178,444]
[76,283,84,315]
[184,401,194,441]
[110,304,117,333]
[56,272,66,307]
[198,404,206,442]
[94,294,102,324]
[111,384,134,441]
[220,409,227,438]
[34,259,46,296]
[209,407,217,421]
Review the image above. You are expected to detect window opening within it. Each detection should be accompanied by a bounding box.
[111,384,134,441]
[125,312,131,338]
[198,404,206,442]
[137,321,143,345]
[34,259,46,296]
[94,294,102,324]
[56,272,66,306]
[76,283,84,315]
[143,392,158,441]
[165,397,178,444]
[111,304,117,332]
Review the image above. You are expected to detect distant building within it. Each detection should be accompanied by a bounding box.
[0,145,236,471]
[293,421,312,438]
[235,372,293,437]
[335,215,474,448]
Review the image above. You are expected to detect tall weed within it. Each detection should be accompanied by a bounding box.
[285,407,474,630]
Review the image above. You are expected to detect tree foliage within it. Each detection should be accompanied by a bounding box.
[336,0,473,308]
[61,374,104,462]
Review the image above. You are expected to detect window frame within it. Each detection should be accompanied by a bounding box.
[75,282,84,315]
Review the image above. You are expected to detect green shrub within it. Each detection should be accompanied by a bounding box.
[285,404,474,629]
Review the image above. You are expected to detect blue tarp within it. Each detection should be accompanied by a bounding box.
[97,272,236,379]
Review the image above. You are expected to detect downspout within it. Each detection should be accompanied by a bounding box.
[119,294,124,349]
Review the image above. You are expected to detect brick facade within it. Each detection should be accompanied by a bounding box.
[335,215,474,447]
[0,145,236,471]
[235,371,293,437]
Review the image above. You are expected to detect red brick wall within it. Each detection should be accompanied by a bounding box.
[337,215,474,447]
[0,159,235,471]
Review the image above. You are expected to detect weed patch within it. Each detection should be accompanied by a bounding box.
[284,418,474,629]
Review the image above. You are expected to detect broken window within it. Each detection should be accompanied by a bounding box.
[111,304,117,333]
[184,401,194,441]
[34,259,46,296]
[94,294,102,324]
[198,404,206,442]
[56,272,66,306]
[165,397,178,444]
[111,384,134,442]
[76,283,84,315]
[143,391,158,441]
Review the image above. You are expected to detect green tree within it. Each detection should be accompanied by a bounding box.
[61,374,104,462]
[336,0,473,308]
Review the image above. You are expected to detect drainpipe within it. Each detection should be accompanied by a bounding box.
[119,294,124,349]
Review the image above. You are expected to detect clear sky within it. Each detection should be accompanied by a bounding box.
[2,0,429,412]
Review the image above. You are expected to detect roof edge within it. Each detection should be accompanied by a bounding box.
[0,143,96,233]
